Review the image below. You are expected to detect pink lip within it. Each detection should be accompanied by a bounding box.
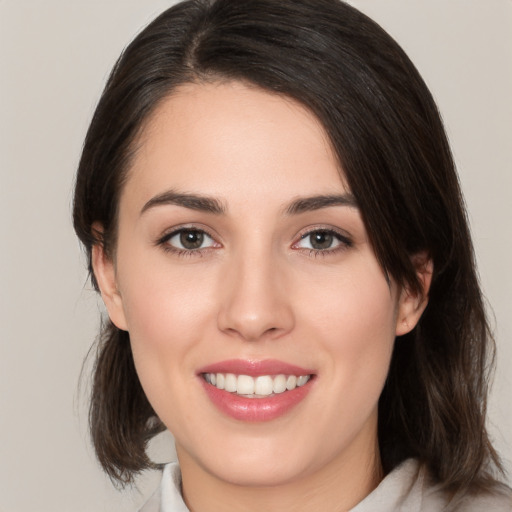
[198,359,315,422]
[197,359,314,377]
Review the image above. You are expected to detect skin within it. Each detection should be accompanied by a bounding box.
[93,81,430,512]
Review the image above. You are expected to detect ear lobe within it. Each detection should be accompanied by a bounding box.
[395,253,433,336]
[91,225,128,331]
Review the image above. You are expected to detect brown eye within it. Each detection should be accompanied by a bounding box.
[163,228,216,252]
[295,229,351,252]
[180,230,204,249]
[309,231,334,250]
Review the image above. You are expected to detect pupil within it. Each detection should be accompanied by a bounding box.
[311,231,333,250]
[180,230,204,249]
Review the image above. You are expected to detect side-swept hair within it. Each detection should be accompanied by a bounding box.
[73,0,504,492]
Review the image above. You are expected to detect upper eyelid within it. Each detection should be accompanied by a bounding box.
[292,228,353,253]
[295,225,352,242]
[157,224,219,244]
[157,227,221,256]
[155,224,352,249]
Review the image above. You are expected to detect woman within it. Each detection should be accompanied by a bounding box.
[73,0,511,510]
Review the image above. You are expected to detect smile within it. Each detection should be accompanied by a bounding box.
[198,360,315,422]
[202,373,312,398]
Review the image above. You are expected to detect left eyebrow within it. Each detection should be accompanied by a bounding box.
[140,190,226,216]
[285,194,358,215]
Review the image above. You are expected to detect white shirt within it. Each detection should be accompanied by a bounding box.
[139,459,512,512]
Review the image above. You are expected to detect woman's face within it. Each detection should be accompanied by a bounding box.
[94,81,423,489]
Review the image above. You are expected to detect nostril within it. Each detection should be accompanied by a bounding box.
[216,284,295,341]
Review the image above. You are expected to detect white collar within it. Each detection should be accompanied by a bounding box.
[140,458,434,512]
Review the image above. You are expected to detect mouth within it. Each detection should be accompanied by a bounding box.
[198,360,315,421]
[202,372,312,398]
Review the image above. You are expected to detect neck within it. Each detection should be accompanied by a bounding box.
[178,435,382,512]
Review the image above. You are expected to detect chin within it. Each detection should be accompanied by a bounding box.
[178,430,334,489]
[205,454,312,488]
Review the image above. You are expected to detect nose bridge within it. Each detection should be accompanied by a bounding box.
[217,242,294,341]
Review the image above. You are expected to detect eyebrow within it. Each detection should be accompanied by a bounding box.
[285,194,358,215]
[140,190,226,216]
[140,190,357,217]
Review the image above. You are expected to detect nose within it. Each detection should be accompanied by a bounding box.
[217,250,295,342]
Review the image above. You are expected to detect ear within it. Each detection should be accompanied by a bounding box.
[91,223,128,331]
[395,252,433,336]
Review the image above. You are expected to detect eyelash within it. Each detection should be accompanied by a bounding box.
[293,227,353,257]
[157,226,219,258]
[156,226,353,258]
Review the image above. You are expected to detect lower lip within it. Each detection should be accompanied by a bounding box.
[200,378,313,422]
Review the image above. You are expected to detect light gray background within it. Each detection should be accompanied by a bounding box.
[1,1,510,511]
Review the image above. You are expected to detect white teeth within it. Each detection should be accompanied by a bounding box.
[273,374,287,394]
[297,375,309,387]
[237,375,255,395]
[254,375,273,395]
[224,373,237,392]
[203,372,311,397]
[286,375,297,390]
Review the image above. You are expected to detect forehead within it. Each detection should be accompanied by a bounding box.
[123,81,348,210]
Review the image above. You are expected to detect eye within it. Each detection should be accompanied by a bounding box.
[294,229,351,252]
[162,228,217,251]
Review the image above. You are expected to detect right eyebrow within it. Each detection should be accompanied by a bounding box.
[140,190,226,216]
[285,193,358,215]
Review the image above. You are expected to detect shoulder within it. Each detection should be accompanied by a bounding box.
[434,487,512,512]
[351,459,512,512]
[422,471,512,512]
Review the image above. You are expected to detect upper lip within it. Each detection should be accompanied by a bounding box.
[197,359,315,377]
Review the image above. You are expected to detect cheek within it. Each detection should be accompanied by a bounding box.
[117,238,213,338]
[122,279,215,376]
[298,257,397,412]
[116,260,219,426]
[114,241,220,388]
[302,256,397,344]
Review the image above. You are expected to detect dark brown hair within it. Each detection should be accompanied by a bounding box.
[73,0,505,493]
